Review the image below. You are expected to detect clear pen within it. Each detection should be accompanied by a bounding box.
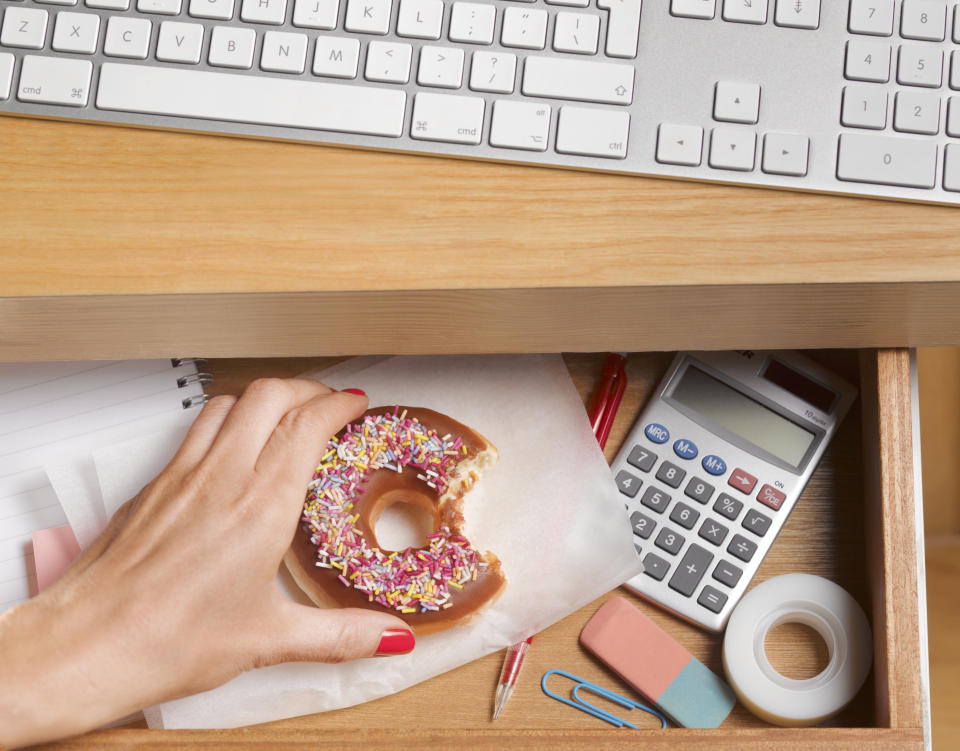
[493,636,532,720]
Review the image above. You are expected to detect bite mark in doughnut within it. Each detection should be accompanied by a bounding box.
[284,406,506,634]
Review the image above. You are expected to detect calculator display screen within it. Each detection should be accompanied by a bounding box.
[762,358,836,413]
[671,365,816,467]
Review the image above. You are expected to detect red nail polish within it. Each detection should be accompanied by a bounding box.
[376,628,415,656]
[341,388,367,396]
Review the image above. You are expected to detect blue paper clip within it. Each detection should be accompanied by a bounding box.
[540,669,668,729]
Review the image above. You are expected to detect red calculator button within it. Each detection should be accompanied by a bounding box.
[728,469,757,494]
[757,484,786,511]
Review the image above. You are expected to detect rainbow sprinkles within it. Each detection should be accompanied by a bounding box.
[301,408,487,614]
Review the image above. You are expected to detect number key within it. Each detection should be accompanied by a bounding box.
[848,0,894,36]
[615,469,642,498]
[669,501,700,530]
[841,86,888,129]
[640,485,671,513]
[656,461,686,488]
[845,39,890,82]
[901,0,946,41]
[713,492,743,520]
[893,90,940,134]
[684,476,715,504]
[655,527,685,555]
[627,445,657,472]
[897,45,943,88]
[630,509,657,539]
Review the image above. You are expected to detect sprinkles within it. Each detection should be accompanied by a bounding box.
[301,408,488,614]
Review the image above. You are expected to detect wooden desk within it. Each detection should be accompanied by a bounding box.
[3,117,960,360]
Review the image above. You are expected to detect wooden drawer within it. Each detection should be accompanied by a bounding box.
[51,349,929,750]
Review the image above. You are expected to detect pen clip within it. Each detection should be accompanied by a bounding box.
[540,669,667,730]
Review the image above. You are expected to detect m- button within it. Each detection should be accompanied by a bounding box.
[728,468,757,494]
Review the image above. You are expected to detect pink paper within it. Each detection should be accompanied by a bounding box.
[32,525,81,592]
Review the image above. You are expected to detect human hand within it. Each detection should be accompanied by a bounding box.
[0,379,414,749]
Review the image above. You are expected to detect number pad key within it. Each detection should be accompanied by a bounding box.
[698,518,729,546]
[900,0,946,41]
[630,509,657,539]
[640,486,671,513]
[728,533,758,562]
[643,552,670,581]
[848,0,894,36]
[655,527,685,555]
[668,543,713,597]
[626,445,657,472]
[697,585,728,613]
[713,559,743,587]
[669,501,700,530]
[845,39,891,82]
[897,45,943,88]
[841,86,888,129]
[684,476,715,504]
[713,493,743,520]
[894,90,941,134]
[655,461,686,488]
[615,469,642,498]
[742,508,773,536]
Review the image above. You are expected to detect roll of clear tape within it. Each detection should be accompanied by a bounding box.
[722,573,872,727]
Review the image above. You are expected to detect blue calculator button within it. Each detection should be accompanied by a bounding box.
[645,423,670,444]
[702,455,727,475]
[673,439,698,460]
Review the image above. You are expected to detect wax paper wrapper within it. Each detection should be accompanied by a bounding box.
[98,354,642,729]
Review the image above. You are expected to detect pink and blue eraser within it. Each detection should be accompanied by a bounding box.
[580,596,736,728]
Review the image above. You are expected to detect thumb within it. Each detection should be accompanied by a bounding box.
[263,602,415,665]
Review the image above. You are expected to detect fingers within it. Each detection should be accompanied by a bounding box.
[163,395,237,478]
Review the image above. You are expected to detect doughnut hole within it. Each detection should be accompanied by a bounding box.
[764,621,831,680]
[369,488,440,552]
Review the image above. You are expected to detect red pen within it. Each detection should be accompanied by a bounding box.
[492,354,628,720]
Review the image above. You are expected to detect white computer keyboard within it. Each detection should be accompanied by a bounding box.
[2,0,960,205]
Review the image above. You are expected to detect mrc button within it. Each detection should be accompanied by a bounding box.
[644,423,670,444]
[701,454,727,475]
[757,484,786,511]
[673,438,698,459]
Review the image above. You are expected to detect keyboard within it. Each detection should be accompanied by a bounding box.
[2,0,960,205]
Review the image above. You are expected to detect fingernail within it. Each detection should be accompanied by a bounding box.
[341,388,367,396]
[375,628,415,656]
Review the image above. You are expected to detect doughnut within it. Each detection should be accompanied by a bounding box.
[284,406,507,634]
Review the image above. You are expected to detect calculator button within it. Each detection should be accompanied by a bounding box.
[644,423,670,444]
[643,552,670,581]
[701,454,727,475]
[728,468,757,494]
[713,492,743,520]
[727,533,758,562]
[626,445,657,472]
[640,486,671,513]
[673,438,698,460]
[742,508,773,536]
[757,483,786,510]
[615,469,642,498]
[697,585,728,613]
[712,559,743,587]
[634,542,643,555]
[655,527,685,555]
[669,501,700,530]
[668,543,713,597]
[684,476,715,504]
[656,461,686,488]
[698,518,729,546]
[630,509,657,539]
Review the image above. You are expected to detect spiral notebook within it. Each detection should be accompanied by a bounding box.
[0,359,210,614]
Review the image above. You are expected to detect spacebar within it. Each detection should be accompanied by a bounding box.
[96,63,407,138]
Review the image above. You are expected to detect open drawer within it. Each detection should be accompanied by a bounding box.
[53,349,929,750]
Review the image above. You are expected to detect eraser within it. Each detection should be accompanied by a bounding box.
[580,596,736,728]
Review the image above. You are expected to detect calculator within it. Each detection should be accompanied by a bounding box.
[612,350,856,632]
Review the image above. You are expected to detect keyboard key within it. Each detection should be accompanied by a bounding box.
[345,0,392,33]
[655,527,685,555]
[669,501,700,530]
[841,86,888,129]
[848,0,894,36]
[1,7,48,49]
[673,439,698,460]
[894,90,940,134]
[396,0,443,38]
[897,45,943,88]
[774,0,819,29]
[684,476,714,504]
[837,133,937,189]
[190,0,236,20]
[312,36,360,77]
[17,55,91,105]
[713,493,743,520]
[727,533,758,562]
[948,97,960,137]
[523,56,634,105]
[35,0,77,6]
[262,31,307,73]
[668,543,713,597]
[553,12,600,55]
[944,143,960,191]
[86,0,129,7]
[630,509,657,539]
[104,17,151,58]
[671,0,715,19]
[209,25,256,68]
[656,124,703,166]
[643,552,670,581]
[709,127,756,171]
[655,461,686,488]
[365,41,412,83]
[292,0,339,28]
[469,51,516,93]
[548,0,589,6]
[845,39,891,82]
[501,6,548,49]
[742,508,773,536]
[722,0,767,25]
[756,483,786,510]
[626,445,657,472]
[728,467,757,494]
[900,0,945,41]
[955,4,960,43]
[698,518,729,546]
[698,585,728,613]
[417,46,464,88]
[411,91,483,143]
[714,81,761,123]
[489,99,550,151]
[615,468,642,498]
[0,53,13,100]
[138,0,182,13]
[596,0,642,57]
[762,132,810,176]
[52,12,100,54]
[951,51,960,90]
[449,2,496,45]
[157,21,205,65]
[640,486,671,514]
[96,62,407,136]
[556,106,630,158]
[712,559,743,587]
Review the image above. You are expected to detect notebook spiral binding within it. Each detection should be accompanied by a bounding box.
[171,358,215,410]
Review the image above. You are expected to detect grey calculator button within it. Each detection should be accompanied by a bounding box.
[668,543,713,597]
[634,543,643,555]
[713,560,743,588]
[743,508,773,537]
[630,510,657,539]
[698,518,729,546]
[655,461,686,488]
[615,469,642,498]
[684,476,715,504]
[640,486,671,513]
[655,527,685,555]
[627,445,657,472]
[669,501,700,530]
[643,552,670,581]
[698,585,728,613]
[713,493,744,521]
[728,533,758,562]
